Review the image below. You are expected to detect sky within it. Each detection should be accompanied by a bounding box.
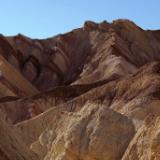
[0,0,160,39]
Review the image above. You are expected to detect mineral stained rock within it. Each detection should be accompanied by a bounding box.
[1,19,160,160]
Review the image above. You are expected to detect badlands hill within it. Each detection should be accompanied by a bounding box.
[0,19,160,160]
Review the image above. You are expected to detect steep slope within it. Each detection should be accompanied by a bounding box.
[1,20,160,90]
[122,115,160,160]
[0,111,37,160]
[0,55,39,96]
[15,62,160,151]
[1,19,160,160]
[32,102,135,160]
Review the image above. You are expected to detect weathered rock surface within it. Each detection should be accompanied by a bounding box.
[122,115,160,160]
[31,102,135,160]
[0,111,37,160]
[1,19,160,160]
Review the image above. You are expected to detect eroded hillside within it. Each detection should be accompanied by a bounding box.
[0,19,160,160]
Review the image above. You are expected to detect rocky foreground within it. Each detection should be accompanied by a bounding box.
[0,19,160,160]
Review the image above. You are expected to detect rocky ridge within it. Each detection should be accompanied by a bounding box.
[0,19,160,159]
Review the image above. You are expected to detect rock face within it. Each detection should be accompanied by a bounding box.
[122,115,160,160]
[0,111,37,160]
[1,19,160,160]
[31,102,135,160]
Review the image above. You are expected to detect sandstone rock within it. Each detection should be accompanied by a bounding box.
[32,102,135,160]
[122,115,160,160]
